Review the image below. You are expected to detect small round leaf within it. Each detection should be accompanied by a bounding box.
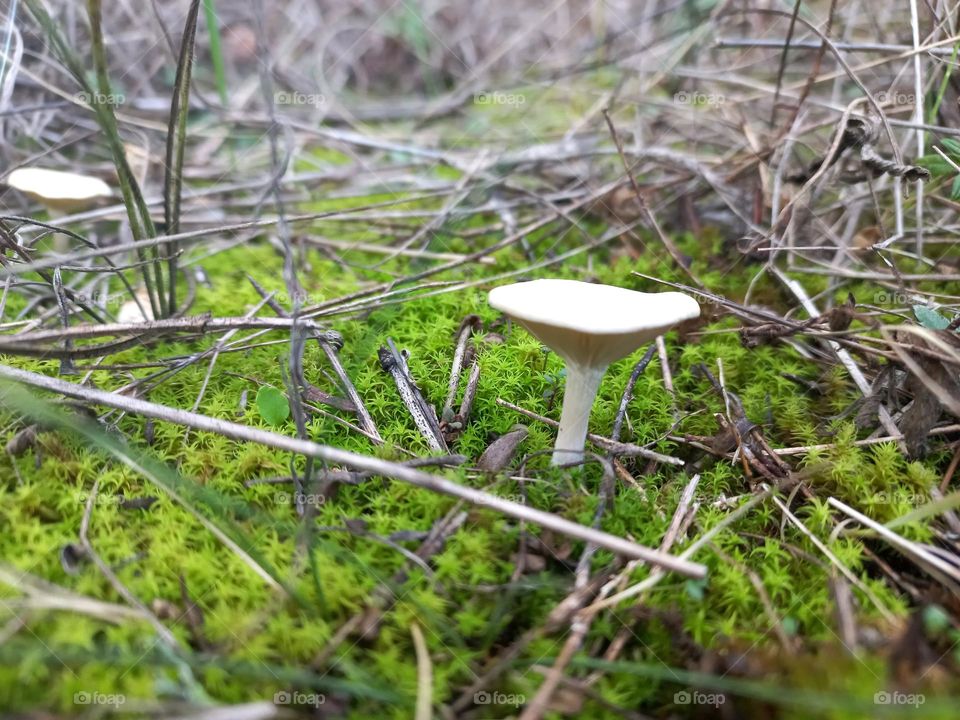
[256,386,290,426]
[913,305,952,330]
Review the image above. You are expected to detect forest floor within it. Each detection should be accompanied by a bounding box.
[2,1,960,718]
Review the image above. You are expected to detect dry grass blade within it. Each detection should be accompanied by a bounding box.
[0,562,152,624]
[410,622,432,720]
[828,497,960,596]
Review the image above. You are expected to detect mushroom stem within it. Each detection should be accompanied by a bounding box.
[553,361,607,465]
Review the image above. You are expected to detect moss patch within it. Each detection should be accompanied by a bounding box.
[2,166,959,720]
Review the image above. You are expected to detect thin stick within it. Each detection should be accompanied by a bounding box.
[610,344,656,442]
[828,497,960,590]
[519,615,588,720]
[0,562,151,625]
[770,267,904,444]
[247,276,381,443]
[768,425,960,456]
[587,490,771,612]
[602,108,702,286]
[380,340,448,453]
[714,38,960,55]
[771,493,896,621]
[908,0,925,255]
[0,315,339,345]
[656,336,675,405]
[443,315,481,417]
[0,364,706,576]
[78,481,180,648]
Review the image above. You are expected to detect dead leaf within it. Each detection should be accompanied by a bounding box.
[477,425,528,472]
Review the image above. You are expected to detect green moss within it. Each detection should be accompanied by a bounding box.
[3,126,959,718]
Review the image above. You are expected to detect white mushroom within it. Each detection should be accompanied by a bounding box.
[117,288,155,324]
[489,279,700,465]
[4,167,112,214]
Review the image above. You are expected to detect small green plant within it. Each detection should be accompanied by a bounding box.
[202,0,229,106]
[256,386,290,426]
[913,304,955,330]
[916,138,960,199]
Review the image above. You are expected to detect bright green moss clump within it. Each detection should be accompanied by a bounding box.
[1,228,957,718]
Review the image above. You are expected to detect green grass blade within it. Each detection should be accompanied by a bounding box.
[202,0,229,106]
[86,0,164,316]
[0,640,403,702]
[927,42,960,126]
[164,0,202,316]
[885,489,960,530]
[23,0,165,318]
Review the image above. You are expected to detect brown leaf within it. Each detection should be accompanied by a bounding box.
[591,183,647,225]
[5,425,37,457]
[853,225,882,252]
[179,575,209,651]
[511,551,546,574]
[477,425,528,472]
[827,293,857,332]
[527,530,573,563]
[889,612,942,689]
[150,598,180,621]
[896,333,960,457]
[545,685,584,715]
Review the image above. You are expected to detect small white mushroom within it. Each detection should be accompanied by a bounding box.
[117,288,155,324]
[489,279,699,465]
[4,167,112,214]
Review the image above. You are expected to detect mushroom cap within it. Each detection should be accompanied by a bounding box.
[489,279,700,367]
[5,168,112,213]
